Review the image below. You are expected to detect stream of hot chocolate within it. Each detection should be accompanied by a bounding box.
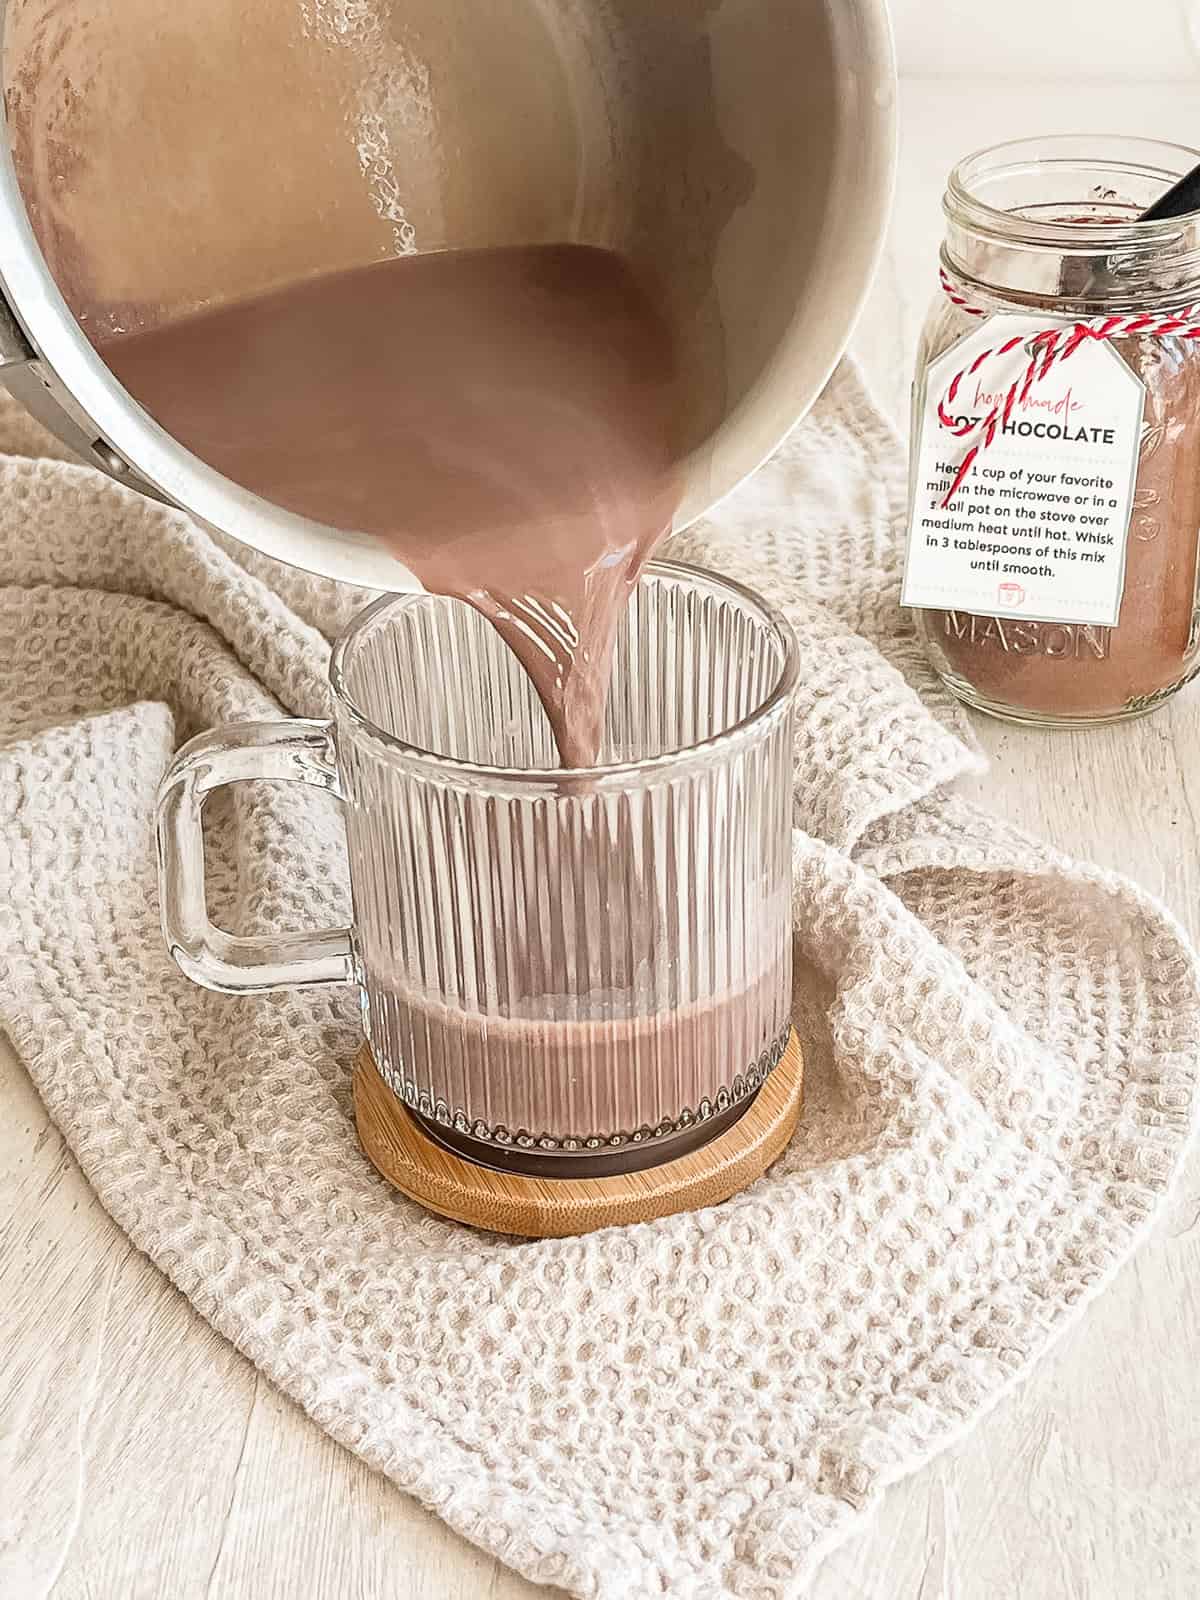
[103,245,681,766]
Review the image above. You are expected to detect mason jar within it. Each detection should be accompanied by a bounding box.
[909,135,1200,725]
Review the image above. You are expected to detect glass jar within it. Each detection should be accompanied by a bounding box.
[910,135,1200,725]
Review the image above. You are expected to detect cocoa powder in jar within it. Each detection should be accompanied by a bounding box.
[916,327,1200,720]
[911,137,1200,725]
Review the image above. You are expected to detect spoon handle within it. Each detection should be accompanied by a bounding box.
[1138,165,1200,222]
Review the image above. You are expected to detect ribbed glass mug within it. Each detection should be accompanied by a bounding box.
[157,562,798,1177]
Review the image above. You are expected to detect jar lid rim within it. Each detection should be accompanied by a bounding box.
[945,134,1200,249]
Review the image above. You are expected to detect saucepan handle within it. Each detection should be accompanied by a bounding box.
[155,720,355,994]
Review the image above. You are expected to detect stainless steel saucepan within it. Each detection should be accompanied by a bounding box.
[0,0,895,587]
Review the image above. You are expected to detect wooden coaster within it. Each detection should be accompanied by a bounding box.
[354,1031,803,1237]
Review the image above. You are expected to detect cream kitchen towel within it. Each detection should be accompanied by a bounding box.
[1,365,1197,1599]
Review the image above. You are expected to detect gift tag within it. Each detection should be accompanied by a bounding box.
[902,315,1146,626]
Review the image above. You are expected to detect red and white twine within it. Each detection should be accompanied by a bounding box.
[935,266,1200,505]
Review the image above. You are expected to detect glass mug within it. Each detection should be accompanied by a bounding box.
[157,563,799,1178]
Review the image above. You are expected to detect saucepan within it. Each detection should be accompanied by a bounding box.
[0,0,895,588]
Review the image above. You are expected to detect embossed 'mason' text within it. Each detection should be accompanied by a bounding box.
[943,613,1111,659]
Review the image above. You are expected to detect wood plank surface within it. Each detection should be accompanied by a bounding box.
[3,75,1199,1600]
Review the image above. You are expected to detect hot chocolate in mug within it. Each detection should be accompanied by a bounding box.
[156,564,800,1179]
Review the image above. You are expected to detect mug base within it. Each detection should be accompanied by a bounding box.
[412,1093,758,1179]
[352,1031,804,1237]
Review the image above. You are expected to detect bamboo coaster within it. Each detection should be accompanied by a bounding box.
[354,1031,803,1237]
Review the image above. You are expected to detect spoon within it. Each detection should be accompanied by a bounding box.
[1137,161,1200,222]
[1058,158,1200,300]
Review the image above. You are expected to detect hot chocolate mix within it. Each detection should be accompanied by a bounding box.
[922,332,1200,719]
[104,244,681,767]
[103,244,789,1164]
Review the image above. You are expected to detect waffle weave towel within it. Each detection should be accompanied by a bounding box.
[1,366,1196,1598]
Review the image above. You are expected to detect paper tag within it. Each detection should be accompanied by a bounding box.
[902,315,1146,627]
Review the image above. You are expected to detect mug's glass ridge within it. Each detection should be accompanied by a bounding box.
[333,564,798,1172]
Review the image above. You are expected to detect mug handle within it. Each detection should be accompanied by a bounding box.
[156,720,355,994]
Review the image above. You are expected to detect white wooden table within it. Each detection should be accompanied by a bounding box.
[4,79,1200,1600]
